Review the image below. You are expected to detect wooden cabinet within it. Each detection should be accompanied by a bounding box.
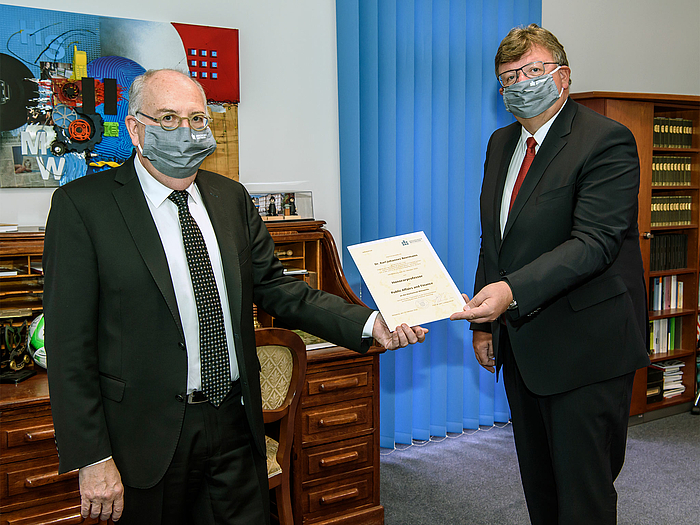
[293,351,382,525]
[262,221,385,525]
[0,221,385,524]
[0,369,99,525]
[572,92,700,421]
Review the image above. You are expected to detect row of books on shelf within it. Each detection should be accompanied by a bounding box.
[649,317,682,354]
[649,233,687,271]
[646,359,686,403]
[649,275,684,311]
[651,156,693,187]
[652,117,694,148]
[650,196,693,227]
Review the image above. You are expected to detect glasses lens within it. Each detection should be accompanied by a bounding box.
[499,71,517,87]
[189,114,209,131]
[522,61,546,79]
[159,113,181,131]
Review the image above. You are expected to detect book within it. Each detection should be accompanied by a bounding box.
[663,385,686,398]
[291,329,334,350]
[650,359,685,371]
[650,195,694,226]
[649,277,685,312]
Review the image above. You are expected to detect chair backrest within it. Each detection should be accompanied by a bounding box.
[256,327,307,525]
[256,327,307,424]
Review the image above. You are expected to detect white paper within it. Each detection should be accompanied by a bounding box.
[347,232,466,328]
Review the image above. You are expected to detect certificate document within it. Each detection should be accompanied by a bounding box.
[347,232,466,328]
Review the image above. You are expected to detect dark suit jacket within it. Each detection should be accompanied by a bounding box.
[472,99,650,396]
[43,158,372,489]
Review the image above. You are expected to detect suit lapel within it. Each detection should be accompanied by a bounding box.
[502,100,577,242]
[112,160,184,338]
[493,126,520,252]
[196,173,243,335]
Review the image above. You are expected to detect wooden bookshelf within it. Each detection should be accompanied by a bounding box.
[572,92,699,421]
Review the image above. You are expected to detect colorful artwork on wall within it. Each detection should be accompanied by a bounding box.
[0,5,239,188]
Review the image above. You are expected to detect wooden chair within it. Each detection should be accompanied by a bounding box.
[256,327,307,525]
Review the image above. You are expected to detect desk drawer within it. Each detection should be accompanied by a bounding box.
[303,365,373,405]
[1,500,99,525]
[0,416,56,463]
[303,471,374,517]
[302,435,373,481]
[0,456,79,513]
[301,398,373,444]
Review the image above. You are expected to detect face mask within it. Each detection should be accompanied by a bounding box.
[502,66,563,119]
[138,124,217,179]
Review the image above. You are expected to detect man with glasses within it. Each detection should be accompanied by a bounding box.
[451,25,649,524]
[43,69,426,524]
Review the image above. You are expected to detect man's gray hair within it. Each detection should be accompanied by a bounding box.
[127,69,208,116]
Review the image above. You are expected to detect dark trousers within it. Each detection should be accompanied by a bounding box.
[119,388,270,525]
[501,327,635,525]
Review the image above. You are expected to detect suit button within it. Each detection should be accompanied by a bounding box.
[178,342,186,351]
[176,394,185,402]
[499,269,507,276]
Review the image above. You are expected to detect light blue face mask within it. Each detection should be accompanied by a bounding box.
[502,66,563,119]
[137,124,217,179]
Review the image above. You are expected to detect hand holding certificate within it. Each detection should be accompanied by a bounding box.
[348,232,466,329]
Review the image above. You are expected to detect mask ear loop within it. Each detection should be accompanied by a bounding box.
[133,115,147,156]
[548,66,564,99]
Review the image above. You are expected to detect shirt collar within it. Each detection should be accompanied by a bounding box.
[519,98,568,148]
[134,154,200,208]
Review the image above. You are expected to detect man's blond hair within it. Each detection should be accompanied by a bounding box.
[495,24,570,83]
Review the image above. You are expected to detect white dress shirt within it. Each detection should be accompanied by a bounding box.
[135,156,239,393]
[500,100,568,237]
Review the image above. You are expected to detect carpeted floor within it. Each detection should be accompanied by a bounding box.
[380,412,700,525]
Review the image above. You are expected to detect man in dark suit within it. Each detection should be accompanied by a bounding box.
[43,69,426,524]
[451,25,650,524]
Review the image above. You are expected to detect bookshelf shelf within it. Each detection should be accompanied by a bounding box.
[653,147,699,153]
[572,92,699,420]
[649,348,697,362]
[650,269,697,278]
[646,395,689,410]
[650,225,697,231]
[649,308,697,320]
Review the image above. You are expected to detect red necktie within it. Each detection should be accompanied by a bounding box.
[509,137,537,212]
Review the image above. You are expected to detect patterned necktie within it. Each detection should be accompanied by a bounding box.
[168,190,230,407]
[509,137,538,212]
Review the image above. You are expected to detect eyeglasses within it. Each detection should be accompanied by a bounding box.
[136,111,210,131]
[497,61,559,87]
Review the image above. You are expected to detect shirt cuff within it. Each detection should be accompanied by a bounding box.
[83,456,112,469]
[362,311,380,338]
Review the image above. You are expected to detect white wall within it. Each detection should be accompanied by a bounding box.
[0,0,344,242]
[3,0,699,243]
[542,0,700,96]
